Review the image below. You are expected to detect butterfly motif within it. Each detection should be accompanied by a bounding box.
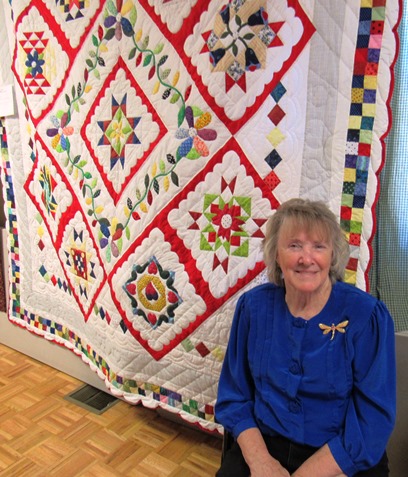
[319,320,349,340]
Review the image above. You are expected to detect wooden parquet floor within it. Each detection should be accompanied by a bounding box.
[0,343,222,477]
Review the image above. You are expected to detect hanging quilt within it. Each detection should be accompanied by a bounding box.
[0,0,400,432]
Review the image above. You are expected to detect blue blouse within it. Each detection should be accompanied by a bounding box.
[215,281,396,476]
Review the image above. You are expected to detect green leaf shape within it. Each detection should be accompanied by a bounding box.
[157,55,168,67]
[104,28,115,41]
[106,0,117,15]
[186,148,200,160]
[143,54,153,67]
[171,171,179,186]
[153,43,164,54]
[177,105,185,127]
[129,5,137,26]
[129,47,137,60]
[170,92,180,104]
[191,106,204,117]
[161,68,171,80]
[141,35,150,49]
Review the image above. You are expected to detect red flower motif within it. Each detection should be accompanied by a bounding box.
[211,203,244,240]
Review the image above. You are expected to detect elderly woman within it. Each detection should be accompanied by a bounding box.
[215,198,396,477]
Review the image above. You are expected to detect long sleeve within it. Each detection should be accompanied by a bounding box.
[328,300,396,475]
[215,282,397,476]
[215,293,258,438]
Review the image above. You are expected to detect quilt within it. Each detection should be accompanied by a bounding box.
[0,0,400,432]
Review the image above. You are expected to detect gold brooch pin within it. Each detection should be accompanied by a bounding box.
[319,320,349,340]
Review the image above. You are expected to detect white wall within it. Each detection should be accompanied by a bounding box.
[0,309,108,392]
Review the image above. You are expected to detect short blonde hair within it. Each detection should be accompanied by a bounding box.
[262,198,350,286]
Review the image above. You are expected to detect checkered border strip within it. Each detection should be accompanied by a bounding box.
[341,0,388,284]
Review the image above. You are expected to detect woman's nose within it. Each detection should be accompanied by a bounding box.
[299,247,313,264]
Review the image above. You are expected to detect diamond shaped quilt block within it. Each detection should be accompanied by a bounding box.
[59,211,107,320]
[83,57,166,204]
[183,0,314,128]
[12,5,71,121]
[42,0,104,49]
[110,228,207,360]
[24,138,74,242]
[168,138,279,299]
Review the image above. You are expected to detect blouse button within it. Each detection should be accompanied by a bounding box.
[289,363,301,375]
[288,399,301,413]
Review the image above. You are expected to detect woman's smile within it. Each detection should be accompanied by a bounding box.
[276,225,333,297]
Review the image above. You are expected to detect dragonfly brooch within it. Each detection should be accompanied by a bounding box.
[319,320,349,340]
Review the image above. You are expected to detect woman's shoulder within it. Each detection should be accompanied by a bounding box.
[333,281,387,323]
[239,282,284,306]
[334,281,377,304]
[244,282,281,297]
[235,283,282,322]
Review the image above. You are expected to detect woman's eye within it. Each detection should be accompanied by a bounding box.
[289,243,300,249]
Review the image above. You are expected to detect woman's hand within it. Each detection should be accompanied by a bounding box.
[291,444,346,477]
[237,428,290,477]
[249,455,290,476]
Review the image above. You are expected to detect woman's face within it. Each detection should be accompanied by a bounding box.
[276,221,333,296]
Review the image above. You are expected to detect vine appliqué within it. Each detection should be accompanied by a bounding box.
[45,0,218,262]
